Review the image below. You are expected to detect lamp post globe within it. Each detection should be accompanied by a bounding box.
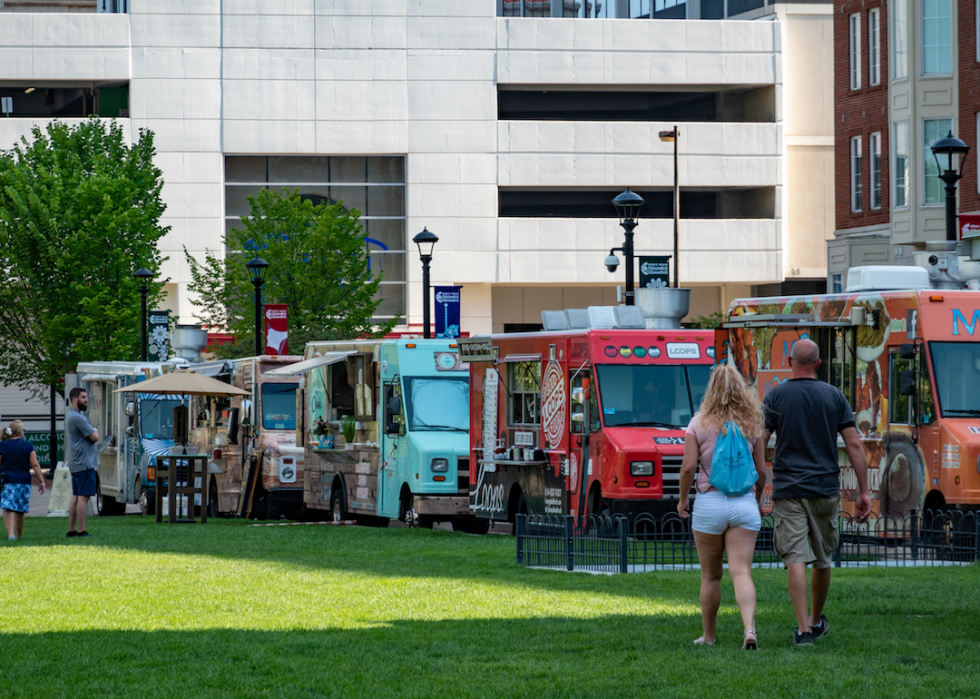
[246,256,269,356]
[133,267,154,361]
[610,188,644,305]
[413,228,439,339]
[930,132,970,242]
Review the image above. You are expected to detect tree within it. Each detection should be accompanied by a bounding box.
[186,188,395,358]
[0,118,169,396]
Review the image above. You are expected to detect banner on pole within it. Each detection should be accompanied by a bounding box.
[24,431,64,467]
[960,214,980,240]
[147,310,171,362]
[434,286,461,339]
[264,304,289,355]
[639,256,671,288]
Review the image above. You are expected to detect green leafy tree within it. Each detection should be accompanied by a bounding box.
[186,188,395,358]
[691,311,727,329]
[0,118,169,397]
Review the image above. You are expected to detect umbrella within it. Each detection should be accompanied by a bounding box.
[113,368,250,396]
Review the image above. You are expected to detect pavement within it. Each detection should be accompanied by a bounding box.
[26,475,140,517]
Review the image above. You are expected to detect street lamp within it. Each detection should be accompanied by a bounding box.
[246,256,269,356]
[610,188,644,305]
[659,126,680,288]
[413,228,439,339]
[133,267,153,361]
[930,131,970,242]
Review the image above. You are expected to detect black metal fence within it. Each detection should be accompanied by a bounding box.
[515,509,980,573]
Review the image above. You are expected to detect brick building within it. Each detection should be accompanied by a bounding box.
[829,0,980,288]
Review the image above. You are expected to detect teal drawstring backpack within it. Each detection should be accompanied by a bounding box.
[708,421,757,497]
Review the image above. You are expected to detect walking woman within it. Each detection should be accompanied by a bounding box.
[677,364,767,649]
[1,420,46,540]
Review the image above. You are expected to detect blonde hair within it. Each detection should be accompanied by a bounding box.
[696,364,764,439]
[1,419,24,441]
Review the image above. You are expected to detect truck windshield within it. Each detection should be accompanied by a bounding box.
[403,376,469,432]
[595,364,713,428]
[929,342,980,417]
[140,397,182,440]
[261,383,298,430]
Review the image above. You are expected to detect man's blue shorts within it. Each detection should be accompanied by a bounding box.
[71,468,97,497]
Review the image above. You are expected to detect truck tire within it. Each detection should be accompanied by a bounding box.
[330,486,347,522]
[95,475,125,516]
[140,488,156,516]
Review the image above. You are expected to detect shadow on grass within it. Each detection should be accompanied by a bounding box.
[3,612,977,699]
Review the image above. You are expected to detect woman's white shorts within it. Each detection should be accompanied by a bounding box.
[691,490,761,535]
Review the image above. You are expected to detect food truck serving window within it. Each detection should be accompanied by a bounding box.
[261,383,298,430]
[595,364,711,428]
[140,397,182,440]
[403,376,469,432]
[508,361,541,426]
[929,342,980,417]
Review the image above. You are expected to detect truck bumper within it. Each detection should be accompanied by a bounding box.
[413,495,470,517]
[268,487,304,506]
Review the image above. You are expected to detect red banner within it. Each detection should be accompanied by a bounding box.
[264,304,288,356]
[960,215,980,240]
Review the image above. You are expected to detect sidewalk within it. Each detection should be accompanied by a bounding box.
[25,475,140,517]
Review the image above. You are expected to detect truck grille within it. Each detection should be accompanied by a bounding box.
[661,456,695,500]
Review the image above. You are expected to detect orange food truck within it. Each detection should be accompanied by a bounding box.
[461,305,715,524]
[719,266,980,520]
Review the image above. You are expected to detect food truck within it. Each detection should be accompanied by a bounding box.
[461,305,716,524]
[719,266,980,520]
[69,361,184,515]
[294,338,479,529]
[186,355,304,519]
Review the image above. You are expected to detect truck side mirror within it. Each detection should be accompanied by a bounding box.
[387,396,400,417]
[241,399,252,426]
[899,370,916,396]
[227,408,240,445]
[571,387,586,405]
[899,343,916,360]
[386,422,401,436]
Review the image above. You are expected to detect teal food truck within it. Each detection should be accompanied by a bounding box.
[294,338,483,531]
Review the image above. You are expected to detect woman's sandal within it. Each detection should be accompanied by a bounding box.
[693,637,715,646]
[742,630,758,650]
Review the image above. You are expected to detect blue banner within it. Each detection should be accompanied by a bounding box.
[434,286,461,339]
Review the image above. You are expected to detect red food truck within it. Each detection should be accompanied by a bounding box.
[718,268,980,521]
[460,309,716,524]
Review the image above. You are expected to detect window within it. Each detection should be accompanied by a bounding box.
[851,136,863,212]
[929,343,980,418]
[894,121,909,208]
[850,14,862,89]
[922,0,952,75]
[832,274,844,294]
[924,118,953,204]
[869,9,881,85]
[889,352,914,424]
[261,383,298,430]
[348,354,375,421]
[831,329,856,408]
[871,132,882,209]
[893,0,908,80]
[403,377,469,432]
[224,156,406,320]
[508,362,541,427]
[594,365,711,429]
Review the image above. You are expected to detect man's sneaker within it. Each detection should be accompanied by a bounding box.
[76,531,93,538]
[810,615,830,640]
[66,531,77,538]
[794,630,814,646]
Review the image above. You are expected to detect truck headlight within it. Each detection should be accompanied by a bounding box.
[631,461,654,476]
[430,458,449,472]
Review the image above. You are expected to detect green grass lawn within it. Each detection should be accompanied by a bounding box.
[2,517,978,699]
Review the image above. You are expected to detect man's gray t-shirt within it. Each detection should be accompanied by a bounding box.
[763,378,856,499]
[65,407,98,473]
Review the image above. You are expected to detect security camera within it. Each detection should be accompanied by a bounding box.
[605,254,620,273]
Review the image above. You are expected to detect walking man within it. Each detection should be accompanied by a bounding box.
[65,387,99,538]
[762,339,871,646]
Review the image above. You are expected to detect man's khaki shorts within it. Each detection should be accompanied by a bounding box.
[772,496,840,569]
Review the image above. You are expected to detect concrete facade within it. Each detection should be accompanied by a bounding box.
[0,0,834,339]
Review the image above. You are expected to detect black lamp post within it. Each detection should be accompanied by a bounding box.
[610,188,644,305]
[246,256,269,356]
[413,228,438,338]
[658,127,680,288]
[133,267,153,361]
[930,131,971,242]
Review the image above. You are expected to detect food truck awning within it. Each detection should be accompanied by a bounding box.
[264,351,354,376]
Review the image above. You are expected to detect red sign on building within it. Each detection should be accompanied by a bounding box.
[264,304,288,356]
[960,215,980,240]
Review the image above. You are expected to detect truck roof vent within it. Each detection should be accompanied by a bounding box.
[587,305,646,329]
[845,266,930,292]
[540,310,568,331]
[566,308,590,329]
